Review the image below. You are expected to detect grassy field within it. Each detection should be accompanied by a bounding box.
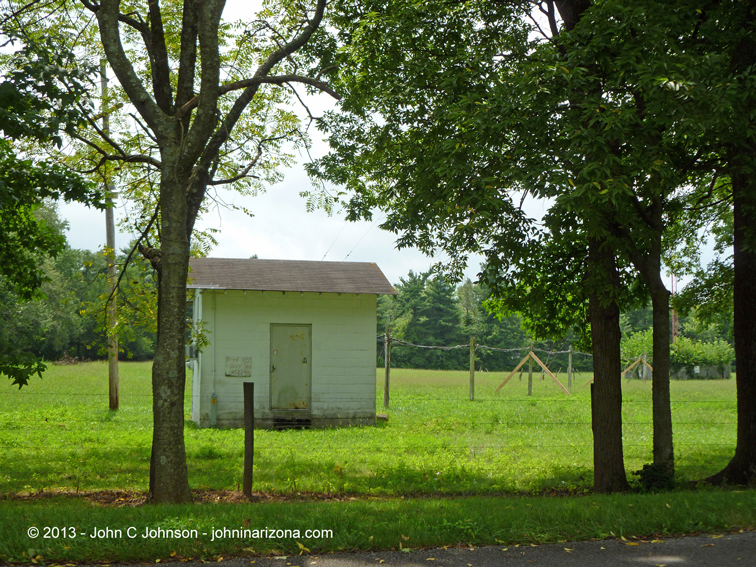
[0,361,738,496]
[0,362,752,564]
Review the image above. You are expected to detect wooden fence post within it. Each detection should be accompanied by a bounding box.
[469,336,475,401]
[383,324,391,409]
[528,352,533,396]
[642,353,651,381]
[568,345,573,392]
[243,382,254,497]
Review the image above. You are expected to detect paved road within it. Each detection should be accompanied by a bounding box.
[207,532,756,567]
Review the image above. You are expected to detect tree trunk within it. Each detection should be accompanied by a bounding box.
[588,236,630,493]
[553,0,629,493]
[704,2,756,487]
[624,225,675,477]
[705,169,756,485]
[148,165,192,504]
[649,279,674,476]
[613,186,675,478]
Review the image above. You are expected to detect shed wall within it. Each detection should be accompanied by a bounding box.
[192,290,377,428]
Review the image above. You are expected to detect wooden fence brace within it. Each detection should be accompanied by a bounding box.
[528,350,572,396]
[243,381,254,497]
[642,354,652,380]
[469,336,475,401]
[495,351,533,392]
[621,355,654,380]
[621,357,642,378]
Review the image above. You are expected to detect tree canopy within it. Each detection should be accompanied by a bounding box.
[310,0,756,488]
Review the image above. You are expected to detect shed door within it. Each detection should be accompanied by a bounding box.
[270,324,311,410]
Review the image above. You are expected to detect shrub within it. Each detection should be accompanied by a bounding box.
[671,336,734,367]
[621,329,653,363]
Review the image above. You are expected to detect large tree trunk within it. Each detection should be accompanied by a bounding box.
[705,169,756,485]
[148,164,192,504]
[588,236,630,493]
[553,0,629,493]
[703,2,756,487]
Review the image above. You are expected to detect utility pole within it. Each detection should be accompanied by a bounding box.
[101,60,119,410]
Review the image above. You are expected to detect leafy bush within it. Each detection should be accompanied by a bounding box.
[621,329,653,363]
[621,331,734,369]
[671,336,734,367]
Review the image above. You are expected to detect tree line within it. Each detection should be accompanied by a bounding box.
[378,271,583,372]
[379,270,734,375]
[0,203,157,372]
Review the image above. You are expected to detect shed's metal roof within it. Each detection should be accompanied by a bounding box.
[188,258,396,295]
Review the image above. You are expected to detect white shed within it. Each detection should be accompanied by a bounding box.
[187,258,396,429]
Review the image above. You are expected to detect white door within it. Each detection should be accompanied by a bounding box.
[269,324,311,410]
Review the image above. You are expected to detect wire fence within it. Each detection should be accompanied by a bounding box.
[0,345,739,494]
[0,391,736,495]
[379,334,593,357]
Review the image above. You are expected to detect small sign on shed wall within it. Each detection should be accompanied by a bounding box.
[225,356,253,377]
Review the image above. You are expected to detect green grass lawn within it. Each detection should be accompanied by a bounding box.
[0,362,751,564]
[2,489,756,563]
[0,362,738,496]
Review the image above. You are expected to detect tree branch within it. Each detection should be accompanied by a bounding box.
[176,74,340,119]
[94,0,169,140]
[147,0,173,113]
[185,0,329,240]
[0,0,46,26]
[72,133,162,169]
[129,113,159,145]
[75,100,163,168]
[527,10,557,44]
[108,206,160,305]
[208,165,260,186]
[175,0,198,117]
[179,0,226,167]
[208,133,291,186]
[288,83,318,123]
[540,1,560,37]
[79,0,150,35]
[316,64,339,81]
